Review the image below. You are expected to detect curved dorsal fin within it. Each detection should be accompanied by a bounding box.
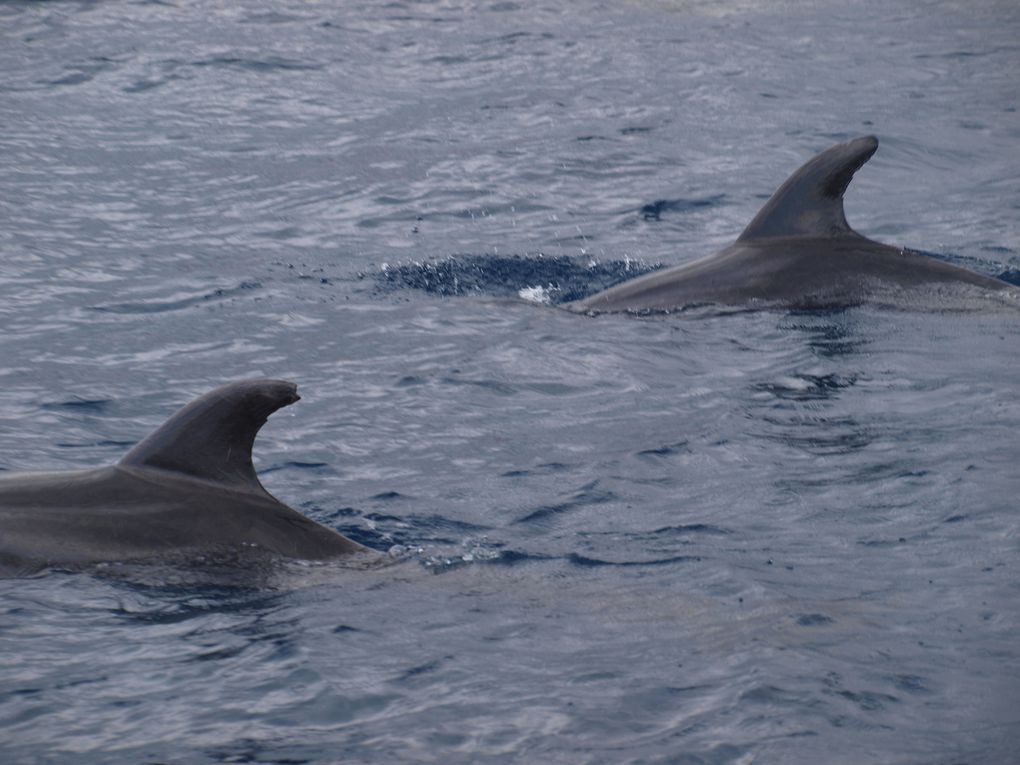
[737,135,879,242]
[119,379,300,492]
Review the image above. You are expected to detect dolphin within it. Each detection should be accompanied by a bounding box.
[566,136,1012,313]
[0,379,370,576]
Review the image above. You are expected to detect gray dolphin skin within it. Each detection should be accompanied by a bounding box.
[567,136,1011,313]
[0,379,369,576]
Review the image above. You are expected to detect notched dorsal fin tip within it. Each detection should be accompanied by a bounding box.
[118,379,300,492]
[737,135,879,242]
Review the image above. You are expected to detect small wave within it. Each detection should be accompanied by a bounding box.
[41,398,111,413]
[567,553,702,568]
[44,57,121,88]
[513,481,615,525]
[258,461,329,475]
[636,441,691,459]
[651,523,732,536]
[190,55,322,73]
[88,282,261,315]
[501,462,573,478]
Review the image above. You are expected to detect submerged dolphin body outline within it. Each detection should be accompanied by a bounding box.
[0,379,370,575]
[566,136,1011,313]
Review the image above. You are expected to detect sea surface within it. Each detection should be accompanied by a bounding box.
[1,1,1019,763]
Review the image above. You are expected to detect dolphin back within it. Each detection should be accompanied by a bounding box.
[119,379,301,492]
[737,135,879,242]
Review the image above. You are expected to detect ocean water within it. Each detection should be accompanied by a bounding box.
[1,1,1019,763]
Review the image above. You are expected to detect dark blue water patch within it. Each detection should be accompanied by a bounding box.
[857,537,910,549]
[312,506,389,547]
[363,512,403,523]
[189,55,322,72]
[303,502,381,540]
[636,440,690,459]
[393,657,450,683]
[123,75,183,94]
[355,511,407,546]
[914,47,1017,60]
[740,684,805,708]
[369,491,408,502]
[513,480,615,525]
[888,674,931,695]
[487,30,553,45]
[191,643,250,663]
[481,549,553,568]
[501,461,573,477]
[43,57,120,87]
[639,195,726,221]
[89,282,262,315]
[795,613,834,627]
[567,553,701,567]
[40,397,112,413]
[366,254,662,303]
[439,373,582,397]
[339,525,393,551]
[259,461,330,475]
[995,268,1020,286]
[395,375,427,387]
[819,671,902,718]
[651,523,732,537]
[316,506,363,520]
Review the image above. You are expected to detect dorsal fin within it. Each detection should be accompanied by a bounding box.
[119,379,300,492]
[737,135,879,242]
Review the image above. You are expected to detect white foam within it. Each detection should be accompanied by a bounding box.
[518,285,557,304]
